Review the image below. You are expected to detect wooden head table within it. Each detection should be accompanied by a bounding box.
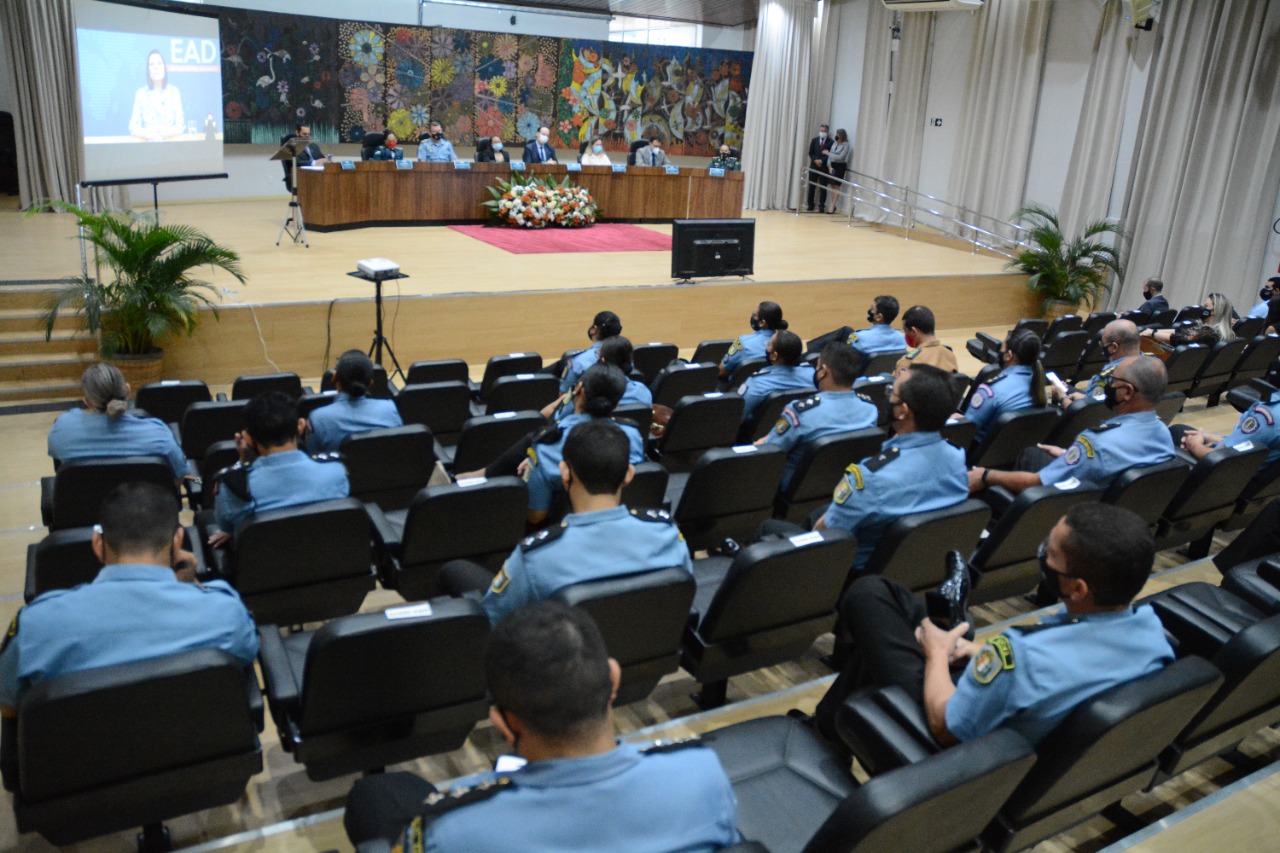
[295,161,744,230]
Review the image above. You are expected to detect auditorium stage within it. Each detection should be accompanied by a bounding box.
[4,201,1027,384]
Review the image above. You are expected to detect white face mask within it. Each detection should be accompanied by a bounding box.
[537,133,549,144]
[492,142,503,151]
[818,132,827,139]
[592,144,603,153]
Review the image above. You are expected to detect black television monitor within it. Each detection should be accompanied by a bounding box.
[671,218,755,280]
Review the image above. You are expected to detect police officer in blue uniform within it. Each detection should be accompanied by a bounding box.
[306,350,402,453]
[210,392,349,547]
[48,362,189,479]
[812,503,1173,746]
[962,327,1046,442]
[441,420,691,624]
[721,300,789,380]
[524,364,645,525]
[846,295,908,358]
[736,330,815,422]
[815,363,968,571]
[0,482,258,713]
[971,356,1173,495]
[760,341,878,489]
[1054,319,1142,406]
[545,335,651,422]
[343,601,739,852]
[560,311,623,393]
[1177,388,1280,466]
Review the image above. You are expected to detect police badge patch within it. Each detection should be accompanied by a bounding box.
[1064,444,1083,466]
[1243,416,1261,434]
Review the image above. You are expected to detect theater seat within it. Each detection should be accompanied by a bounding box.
[439,411,545,473]
[773,428,885,523]
[705,716,1036,853]
[861,500,991,594]
[966,407,1061,469]
[40,456,178,530]
[1098,457,1191,527]
[725,357,769,389]
[1163,344,1212,395]
[1222,555,1280,616]
[670,444,786,552]
[682,529,856,709]
[180,399,248,462]
[939,416,977,451]
[1043,397,1109,446]
[229,371,304,401]
[321,364,394,398]
[476,374,560,416]
[692,339,734,365]
[554,567,695,705]
[650,393,744,472]
[469,352,542,401]
[1153,443,1269,552]
[650,361,720,408]
[1038,331,1089,377]
[256,599,489,780]
[405,358,469,385]
[1042,314,1083,342]
[620,461,669,510]
[631,342,679,385]
[341,424,437,511]
[859,350,905,378]
[611,403,654,440]
[25,524,204,603]
[739,390,810,443]
[395,381,472,447]
[6,649,262,849]
[133,379,211,426]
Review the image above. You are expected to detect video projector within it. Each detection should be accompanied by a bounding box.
[357,258,400,280]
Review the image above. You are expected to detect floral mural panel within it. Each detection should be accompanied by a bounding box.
[386,26,434,142]
[427,29,477,145]
[338,21,389,144]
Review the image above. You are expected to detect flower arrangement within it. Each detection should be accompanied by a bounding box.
[483,174,598,228]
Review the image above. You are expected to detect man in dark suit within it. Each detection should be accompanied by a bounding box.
[806,124,832,213]
[1135,278,1169,315]
[523,125,558,164]
[281,124,326,191]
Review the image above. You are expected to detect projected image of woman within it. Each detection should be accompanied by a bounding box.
[129,50,185,140]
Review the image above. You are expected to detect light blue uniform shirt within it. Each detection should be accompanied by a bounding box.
[946,605,1174,744]
[0,564,259,707]
[1037,410,1174,490]
[561,342,602,393]
[481,505,692,625]
[847,324,907,356]
[737,363,815,421]
[556,379,651,422]
[1221,399,1280,465]
[408,741,739,853]
[306,392,403,453]
[1248,299,1270,320]
[822,431,968,570]
[1080,357,1124,398]
[524,414,646,513]
[214,449,350,533]
[720,329,773,375]
[764,390,879,490]
[964,364,1038,442]
[417,138,456,161]
[48,408,188,479]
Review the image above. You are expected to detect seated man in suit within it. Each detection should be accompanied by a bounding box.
[0,482,259,715]
[1134,277,1169,315]
[636,136,671,167]
[370,131,403,161]
[523,125,558,164]
[290,124,326,166]
[811,504,1173,746]
[208,392,350,548]
[440,419,691,625]
[344,601,739,852]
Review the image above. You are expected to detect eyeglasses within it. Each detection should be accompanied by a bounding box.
[1037,541,1076,580]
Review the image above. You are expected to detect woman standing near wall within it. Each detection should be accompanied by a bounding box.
[827,129,851,213]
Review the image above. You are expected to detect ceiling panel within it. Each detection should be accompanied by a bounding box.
[490,0,765,28]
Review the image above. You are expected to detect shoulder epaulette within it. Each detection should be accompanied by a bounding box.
[641,736,704,754]
[987,373,1009,384]
[520,522,569,552]
[611,416,641,432]
[531,423,563,446]
[863,446,901,472]
[417,776,514,820]
[856,392,874,404]
[905,347,922,360]
[1009,617,1081,636]
[630,507,673,523]
[1092,421,1122,433]
[793,394,821,413]
[310,451,345,463]
[219,463,252,501]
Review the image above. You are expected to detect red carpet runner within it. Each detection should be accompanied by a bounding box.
[448,223,672,255]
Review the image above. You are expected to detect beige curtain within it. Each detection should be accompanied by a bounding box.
[1057,0,1138,240]
[742,0,816,210]
[852,6,933,223]
[947,0,1050,233]
[1119,0,1280,311]
[2,0,126,210]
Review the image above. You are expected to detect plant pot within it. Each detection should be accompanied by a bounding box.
[1042,300,1079,321]
[110,349,163,389]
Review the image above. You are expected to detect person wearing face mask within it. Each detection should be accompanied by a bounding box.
[806,124,833,213]
[637,136,670,167]
[207,392,350,549]
[371,131,403,161]
[709,143,740,171]
[1053,319,1142,407]
[735,330,815,422]
[560,310,623,393]
[523,125,558,164]
[960,328,1047,443]
[477,135,509,163]
[417,121,456,162]
[580,136,611,166]
[893,305,957,380]
[1247,277,1280,319]
[968,355,1173,496]
[758,341,878,490]
[720,301,788,379]
[1134,277,1169,316]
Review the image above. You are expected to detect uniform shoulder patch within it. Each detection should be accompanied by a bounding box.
[531,424,563,446]
[630,508,673,523]
[726,337,743,356]
[972,635,1016,685]
[0,611,18,655]
[834,463,863,504]
[862,446,901,472]
[219,464,252,501]
[416,776,514,822]
[520,523,568,552]
[905,347,922,360]
[793,394,821,413]
[642,736,705,754]
[310,451,345,463]
[1252,404,1275,426]
[846,331,859,343]
[1242,415,1261,434]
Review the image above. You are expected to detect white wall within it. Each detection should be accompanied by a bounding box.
[916,11,976,202]
[825,0,868,145]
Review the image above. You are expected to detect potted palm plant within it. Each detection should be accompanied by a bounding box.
[1007,203,1126,318]
[36,202,246,386]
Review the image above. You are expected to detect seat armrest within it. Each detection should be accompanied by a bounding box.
[244,666,265,732]
[975,331,1000,348]
[40,476,54,527]
[24,543,37,604]
[0,716,15,792]
[356,841,394,853]
[364,501,402,583]
[257,626,302,711]
[976,485,1016,518]
[836,685,943,775]
[180,524,208,577]
[216,391,228,401]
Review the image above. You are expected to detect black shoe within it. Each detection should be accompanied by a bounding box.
[928,551,971,630]
[806,206,815,212]
[712,537,741,557]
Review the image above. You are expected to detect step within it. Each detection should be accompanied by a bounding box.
[0,351,97,383]
[0,379,82,404]
[0,284,61,311]
[0,310,79,335]
[0,331,97,358]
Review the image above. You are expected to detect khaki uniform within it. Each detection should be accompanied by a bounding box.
[894,340,958,378]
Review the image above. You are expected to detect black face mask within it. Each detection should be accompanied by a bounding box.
[1262,287,1274,302]
[432,132,443,140]
[1102,382,1120,410]
[587,326,594,341]
[813,366,824,390]
[867,309,876,324]
[1142,290,1153,301]
[1038,561,1063,603]
[749,314,761,331]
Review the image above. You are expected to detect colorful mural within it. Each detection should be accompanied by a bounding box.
[219,10,751,155]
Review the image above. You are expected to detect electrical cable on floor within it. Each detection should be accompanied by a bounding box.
[221,288,281,373]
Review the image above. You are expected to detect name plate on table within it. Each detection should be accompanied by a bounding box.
[510,160,526,171]
[709,167,725,177]
[664,165,680,175]
[565,163,582,172]
[395,159,413,170]
[612,164,627,173]
[340,159,355,170]
[453,160,471,170]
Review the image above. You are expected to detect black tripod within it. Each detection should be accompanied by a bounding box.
[347,271,407,381]
[277,182,309,247]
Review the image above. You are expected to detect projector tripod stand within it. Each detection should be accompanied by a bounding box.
[277,186,309,247]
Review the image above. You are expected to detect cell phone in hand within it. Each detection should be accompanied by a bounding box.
[1046,371,1069,398]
